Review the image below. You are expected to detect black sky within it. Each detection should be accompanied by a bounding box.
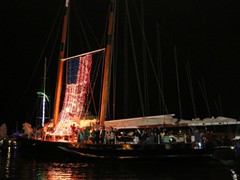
[1,0,240,133]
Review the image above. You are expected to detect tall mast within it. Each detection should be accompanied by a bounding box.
[99,0,116,126]
[42,58,47,127]
[52,0,70,127]
[37,58,49,127]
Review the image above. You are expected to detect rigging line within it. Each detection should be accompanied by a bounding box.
[174,46,182,120]
[94,50,106,119]
[107,0,117,121]
[89,53,106,117]
[72,1,91,50]
[156,22,164,115]
[132,0,168,114]
[10,0,65,121]
[198,79,211,117]
[81,6,109,119]
[86,83,98,117]
[66,3,109,111]
[73,0,109,50]
[186,61,197,118]
[218,94,223,116]
[125,0,145,117]
[32,99,40,128]
[112,1,120,120]
[123,4,129,118]
[202,79,211,117]
[213,94,223,116]
[141,0,149,115]
[214,100,221,116]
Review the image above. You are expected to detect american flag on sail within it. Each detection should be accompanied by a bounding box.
[53,54,92,135]
[62,54,92,118]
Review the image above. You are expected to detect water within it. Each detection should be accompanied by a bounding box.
[1,147,239,180]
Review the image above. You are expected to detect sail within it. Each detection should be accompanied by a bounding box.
[53,54,92,135]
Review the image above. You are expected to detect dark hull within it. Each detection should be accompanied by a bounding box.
[62,143,213,161]
[16,137,217,162]
[16,137,78,160]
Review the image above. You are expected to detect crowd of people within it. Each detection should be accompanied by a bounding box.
[66,124,234,148]
[73,125,116,144]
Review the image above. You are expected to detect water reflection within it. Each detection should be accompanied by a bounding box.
[38,162,93,179]
[5,147,12,178]
[230,169,240,180]
[1,147,240,180]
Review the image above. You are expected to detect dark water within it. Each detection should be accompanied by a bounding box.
[0,147,239,180]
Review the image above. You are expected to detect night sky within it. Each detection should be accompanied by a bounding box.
[1,0,240,133]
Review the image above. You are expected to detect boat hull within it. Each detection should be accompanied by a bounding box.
[16,137,77,160]
[61,143,213,160]
[18,137,237,162]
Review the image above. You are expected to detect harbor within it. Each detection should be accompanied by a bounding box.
[1,0,240,179]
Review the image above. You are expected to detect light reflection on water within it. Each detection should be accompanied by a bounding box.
[230,169,238,180]
[1,147,240,180]
[32,162,92,179]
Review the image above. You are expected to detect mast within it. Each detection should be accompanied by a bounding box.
[37,58,50,127]
[42,58,47,127]
[52,0,70,127]
[99,0,116,126]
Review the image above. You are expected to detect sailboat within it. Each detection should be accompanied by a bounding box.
[17,0,234,161]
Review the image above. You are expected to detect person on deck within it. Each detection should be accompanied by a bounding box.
[100,126,106,144]
[109,127,115,144]
[70,124,77,141]
[78,128,84,143]
[94,128,100,144]
[162,133,170,143]
[84,127,90,143]
[160,129,166,143]
[205,131,213,148]
[140,129,149,144]
[90,128,96,143]
[133,129,141,144]
[193,130,201,148]
[42,125,47,141]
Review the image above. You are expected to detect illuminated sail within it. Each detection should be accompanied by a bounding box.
[53,54,92,135]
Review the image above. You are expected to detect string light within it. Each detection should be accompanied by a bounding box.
[52,55,92,136]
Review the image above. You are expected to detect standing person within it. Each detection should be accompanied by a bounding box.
[140,129,149,144]
[205,131,213,148]
[100,126,106,144]
[160,129,166,143]
[84,127,90,143]
[109,127,115,144]
[42,125,47,141]
[94,128,100,144]
[70,124,76,141]
[133,129,141,144]
[90,128,96,144]
[78,128,85,143]
[105,128,110,144]
[163,133,170,143]
[193,130,201,148]
[155,126,161,144]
